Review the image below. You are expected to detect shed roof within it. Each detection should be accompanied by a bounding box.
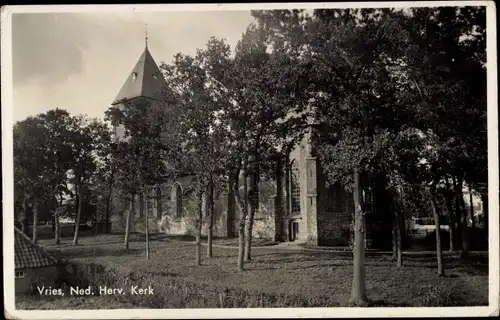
[15,228,57,270]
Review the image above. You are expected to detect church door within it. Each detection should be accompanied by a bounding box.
[292,221,299,241]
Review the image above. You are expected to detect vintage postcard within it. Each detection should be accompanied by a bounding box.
[2,2,498,319]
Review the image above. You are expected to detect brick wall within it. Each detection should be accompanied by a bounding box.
[15,266,58,295]
[317,184,354,246]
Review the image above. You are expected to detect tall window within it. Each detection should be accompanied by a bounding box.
[290,160,301,215]
[171,183,183,218]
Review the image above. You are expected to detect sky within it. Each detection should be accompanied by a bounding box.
[12,11,256,122]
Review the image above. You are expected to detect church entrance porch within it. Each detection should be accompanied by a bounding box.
[284,212,303,242]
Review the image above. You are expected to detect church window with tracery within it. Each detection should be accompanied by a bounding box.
[171,182,183,218]
[290,160,301,215]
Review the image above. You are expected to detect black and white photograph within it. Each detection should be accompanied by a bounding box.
[2,2,498,318]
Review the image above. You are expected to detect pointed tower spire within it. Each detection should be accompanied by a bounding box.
[112,31,167,105]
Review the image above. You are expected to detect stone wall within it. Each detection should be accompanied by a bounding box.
[289,134,309,243]
[110,178,278,240]
[317,183,354,246]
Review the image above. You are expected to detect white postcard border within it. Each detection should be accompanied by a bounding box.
[2,2,498,319]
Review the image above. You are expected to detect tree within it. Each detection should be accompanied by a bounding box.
[396,6,486,257]
[14,117,46,238]
[198,15,312,263]
[14,109,74,243]
[38,109,75,244]
[67,115,110,246]
[160,48,230,264]
[106,97,174,256]
[91,124,115,234]
[300,8,412,304]
[429,182,445,276]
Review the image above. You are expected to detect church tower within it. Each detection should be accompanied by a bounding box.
[112,34,167,139]
[111,33,168,221]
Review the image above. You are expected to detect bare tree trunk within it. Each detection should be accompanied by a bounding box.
[391,192,402,265]
[54,211,61,244]
[21,190,29,234]
[284,160,291,242]
[243,170,249,215]
[139,191,144,218]
[104,197,111,234]
[32,196,39,244]
[139,193,144,220]
[454,177,470,258]
[453,190,463,249]
[469,183,475,229]
[156,185,162,219]
[73,182,83,246]
[195,188,203,266]
[104,169,114,234]
[396,188,405,268]
[227,176,235,237]
[392,220,397,261]
[244,168,259,261]
[458,194,471,258]
[444,177,455,252]
[430,187,444,276]
[124,194,135,250]
[349,169,368,306]
[54,195,62,245]
[274,157,284,242]
[105,189,112,234]
[481,192,488,231]
[207,178,214,258]
[142,192,149,260]
[396,211,403,268]
[233,165,247,271]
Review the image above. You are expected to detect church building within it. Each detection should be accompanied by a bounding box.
[111,41,391,248]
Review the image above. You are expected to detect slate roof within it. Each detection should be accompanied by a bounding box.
[15,228,57,270]
[113,46,167,104]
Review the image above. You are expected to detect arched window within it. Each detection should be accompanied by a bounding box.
[171,182,183,218]
[290,160,301,215]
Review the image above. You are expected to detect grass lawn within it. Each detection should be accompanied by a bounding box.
[16,233,488,309]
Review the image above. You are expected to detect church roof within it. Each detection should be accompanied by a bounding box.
[113,46,167,105]
[15,228,58,270]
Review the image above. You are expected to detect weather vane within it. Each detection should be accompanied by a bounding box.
[145,23,148,48]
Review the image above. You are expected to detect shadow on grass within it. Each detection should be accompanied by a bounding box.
[40,233,171,247]
[49,247,143,259]
[165,234,224,242]
[253,262,349,271]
